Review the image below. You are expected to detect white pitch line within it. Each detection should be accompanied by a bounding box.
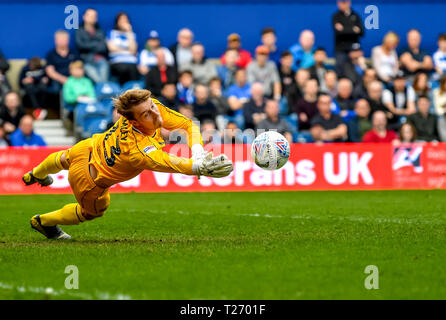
[0,282,131,300]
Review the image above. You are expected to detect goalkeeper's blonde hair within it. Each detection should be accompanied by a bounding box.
[113,89,152,120]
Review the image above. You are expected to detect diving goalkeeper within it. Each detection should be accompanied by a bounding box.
[22,89,233,239]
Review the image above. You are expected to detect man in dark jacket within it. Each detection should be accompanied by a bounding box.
[407,95,439,141]
[75,8,109,83]
[145,48,177,97]
[332,0,364,75]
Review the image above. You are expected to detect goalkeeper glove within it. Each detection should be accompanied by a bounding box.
[192,152,233,178]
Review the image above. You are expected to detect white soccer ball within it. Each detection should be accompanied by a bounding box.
[251,131,290,170]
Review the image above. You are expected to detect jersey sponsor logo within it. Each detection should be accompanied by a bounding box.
[143,145,156,154]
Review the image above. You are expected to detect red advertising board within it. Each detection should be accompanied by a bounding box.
[1,143,446,195]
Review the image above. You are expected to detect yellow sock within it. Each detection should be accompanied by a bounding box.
[40,203,85,226]
[32,151,65,179]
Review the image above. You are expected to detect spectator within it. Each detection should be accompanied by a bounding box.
[201,120,222,145]
[220,33,252,69]
[19,57,49,120]
[192,84,217,122]
[45,30,79,93]
[434,76,446,136]
[10,115,46,147]
[138,30,174,76]
[278,51,296,97]
[217,49,239,89]
[178,104,196,122]
[209,77,230,117]
[287,68,311,110]
[367,80,399,130]
[169,28,194,70]
[341,43,367,88]
[353,67,377,99]
[63,60,96,106]
[371,31,400,83]
[289,30,315,71]
[223,121,245,144]
[407,95,439,142]
[243,82,267,129]
[247,45,281,99]
[332,0,364,75]
[107,12,139,85]
[411,72,431,101]
[0,124,9,146]
[176,70,194,105]
[433,33,446,78]
[0,92,26,135]
[180,42,217,85]
[106,107,122,130]
[0,49,10,104]
[261,27,281,65]
[158,83,179,110]
[226,69,251,129]
[382,71,416,117]
[75,8,109,84]
[347,98,372,142]
[310,93,347,142]
[145,48,177,97]
[256,99,292,143]
[362,110,399,143]
[400,29,433,79]
[308,47,329,88]
[295,78,319,131]
[322,70,338,99]
[399,122,417,143]
[335,78,355,119]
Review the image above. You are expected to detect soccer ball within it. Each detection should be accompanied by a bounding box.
[251,131,290,170]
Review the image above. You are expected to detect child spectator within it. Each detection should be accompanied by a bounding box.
[10,115,46,147]
[176,70,195,105]
[399,122,417,143]
[63,60,96,106]
[433,33,446,78]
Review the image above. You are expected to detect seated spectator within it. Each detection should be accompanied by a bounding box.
[45,30,79,93]
[75,8,109,84]
[335,78,355,119]
[180,42,217,85]
[347,99,372,142]
[399,122,417,143]
[407,95,439,142]
[19,57,49,120]
[289,30,315,71]
[226,69,251,128]
[209,77,230,117]
[138,30,174,76]
[411,71,431,101]
[353,68,377,100]
[433,33,446,79]
[157,83,179,110]
[201,119,222,145]
[256,99,292,143]
[310,93,347,143]
[176,70,194,105]
[322,70,338,99]
[0,92,26,135]
[217,49,239,89]
[287,68,311,111]
[247,45,281,99]
[220,33,252,69]
[169,28,194,70]
[242,82,267,130]
[341,43,367,88]
[308,47,328,88]
[295,78,319,131]
[260,27,281,65]
[192,84,217,122]
[63,60,96,106]
[371,31,399,83]
[10,115,46,146]
[400,29,433,79]
[178,104,196,122]
[278,51,295,97]
[366,80,393,119]
[107,12,139,85]
[382,71,416,117]
[0,124,9,146]
[145,48,177,97]
[0,49,10,104]
[223,121,245,144]
[434,76,446,139]
[362,110,399,143]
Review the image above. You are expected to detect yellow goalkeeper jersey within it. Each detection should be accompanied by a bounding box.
[89,98,202,187]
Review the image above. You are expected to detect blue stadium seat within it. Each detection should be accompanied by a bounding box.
[121,80,145,92]
[84,118,109,138]
[284,113,298,134]
[95,82,121,101]
[293,132,313,143]
[74,102,109,139]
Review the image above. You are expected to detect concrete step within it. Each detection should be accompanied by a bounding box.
[34,127,67,137]
[44,136,76,146]
[34,119,64,129]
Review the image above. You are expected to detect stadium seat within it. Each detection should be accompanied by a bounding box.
[293,131,313,143]
[284,113,298,134]
[121,80,145,92]
[84,118,109,138]
[95,82,121,101]
[74,102,109,139]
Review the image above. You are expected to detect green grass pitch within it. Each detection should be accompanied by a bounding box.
[0,190,445,300]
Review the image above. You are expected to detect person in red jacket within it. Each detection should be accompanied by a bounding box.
[220,33,252,69]
[362,110,399,143]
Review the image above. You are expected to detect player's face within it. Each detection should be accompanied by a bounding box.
[130,99,163,135]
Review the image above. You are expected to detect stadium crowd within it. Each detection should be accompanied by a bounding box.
[1,0,446,146]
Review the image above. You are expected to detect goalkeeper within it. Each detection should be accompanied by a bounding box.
[22,89,233,240]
